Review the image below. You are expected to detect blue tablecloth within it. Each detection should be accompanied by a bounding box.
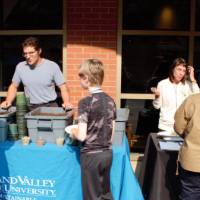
[0,136,143,200]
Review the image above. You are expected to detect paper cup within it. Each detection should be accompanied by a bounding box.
[22,136,30,145]
[56,137,65,146]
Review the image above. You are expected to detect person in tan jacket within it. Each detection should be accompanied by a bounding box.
[174,93,200,200]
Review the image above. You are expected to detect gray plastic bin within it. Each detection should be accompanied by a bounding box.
[0,107,16,123]
[112,108,129,145]
[25,107,73,143]
[0,107,16,141]
[0,121,8,142]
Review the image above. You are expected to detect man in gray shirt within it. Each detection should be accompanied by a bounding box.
[0,37,71,110]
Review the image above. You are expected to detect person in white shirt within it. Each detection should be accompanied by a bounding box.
[151,57,199,132]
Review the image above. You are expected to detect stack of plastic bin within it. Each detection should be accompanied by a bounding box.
[0,107,16,141]
[112,108,130,145]
[0,121,8,142]
[16,93,28,139]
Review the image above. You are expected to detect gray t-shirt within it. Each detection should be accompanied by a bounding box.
[12,59,65,104]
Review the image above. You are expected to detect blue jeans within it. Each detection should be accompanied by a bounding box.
[179,164,200,200]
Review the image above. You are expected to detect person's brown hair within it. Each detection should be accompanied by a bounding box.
[79,59,104,86]
[22,37,41,51]
[169,57,187,83]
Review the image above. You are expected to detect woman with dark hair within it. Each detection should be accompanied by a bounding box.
[151,57,199,133]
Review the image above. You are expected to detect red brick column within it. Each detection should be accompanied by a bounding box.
[66,0,118,107]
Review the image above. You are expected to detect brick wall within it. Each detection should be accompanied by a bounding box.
[66,0,118,107]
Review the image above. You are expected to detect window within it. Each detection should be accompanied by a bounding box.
[120,0,198,135]
[122,35,188,93]
[0,35,62,91]
[0,0,63,92]
[0,0,62,30]
[123,0,190,30]
[196,0,200,31]
[194,37,200,85]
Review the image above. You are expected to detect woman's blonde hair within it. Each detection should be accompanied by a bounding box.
[79,59,104,86]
